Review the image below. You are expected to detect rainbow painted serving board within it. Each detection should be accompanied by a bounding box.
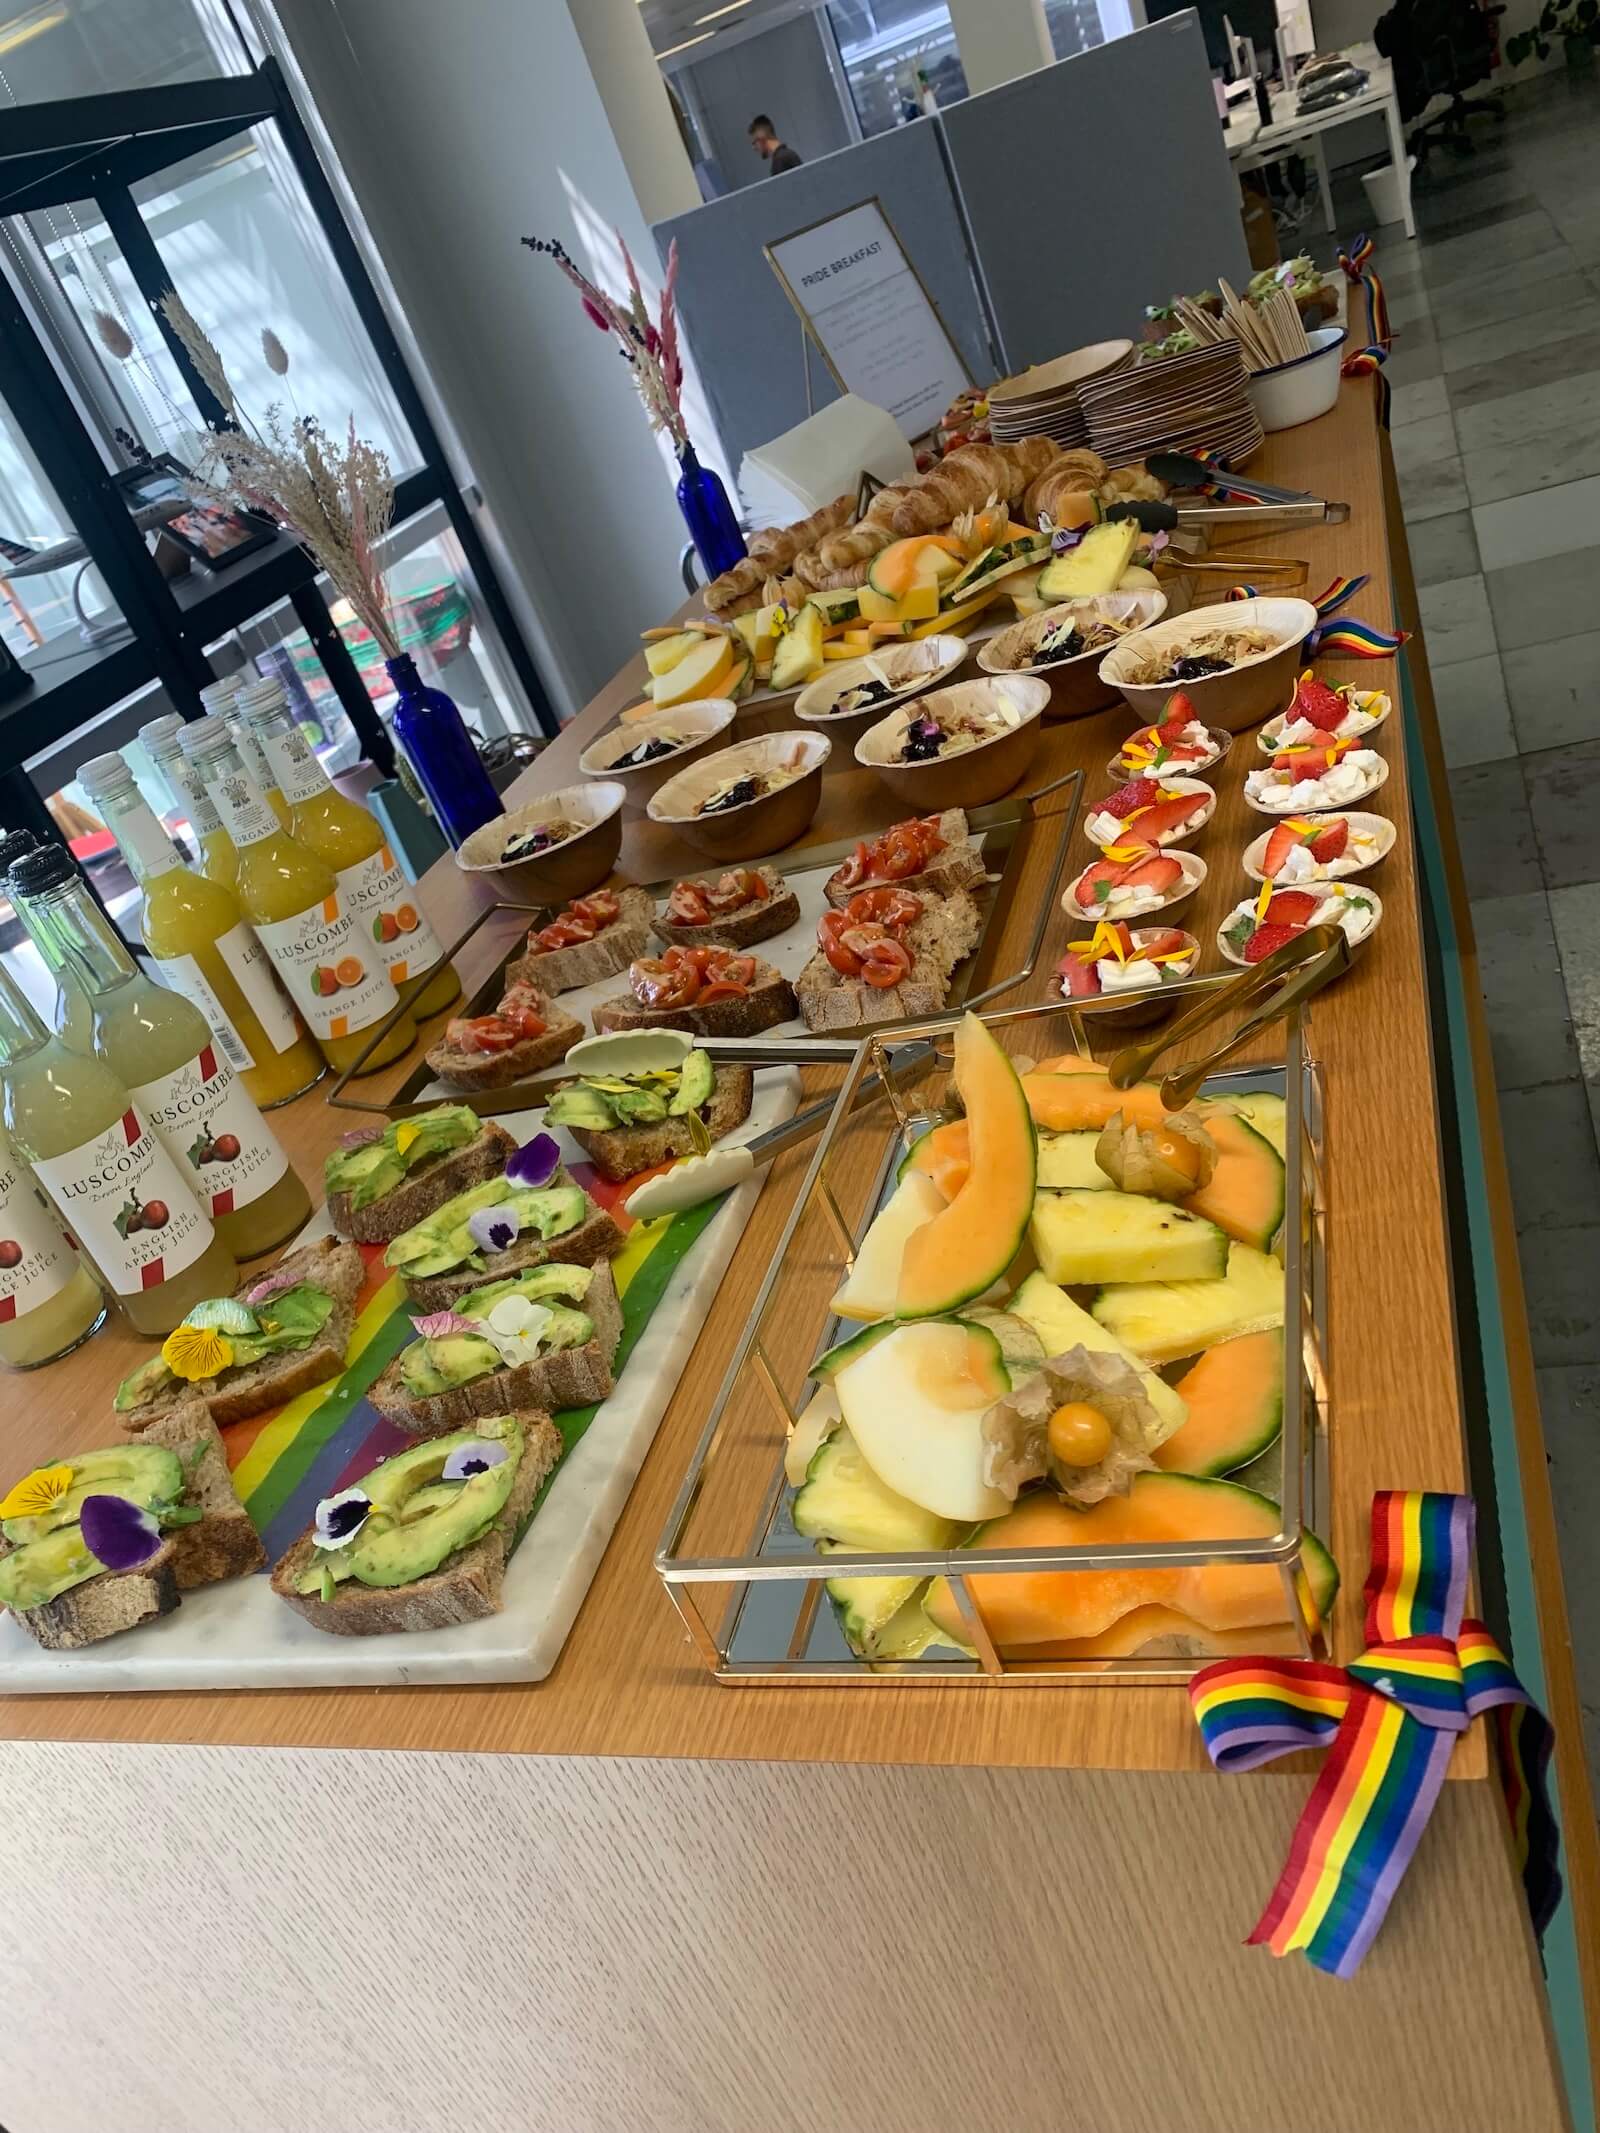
[0,1072,799,1694]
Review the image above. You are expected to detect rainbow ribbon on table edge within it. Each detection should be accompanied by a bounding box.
[1190,1491,1561,1979]
[1222,575,1409,660]
[1338,231,1393,419]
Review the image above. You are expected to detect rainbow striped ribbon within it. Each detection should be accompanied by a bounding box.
[1305,573,1408,659]
[1190,1492,1562,1978]
[1339,232,1392,349]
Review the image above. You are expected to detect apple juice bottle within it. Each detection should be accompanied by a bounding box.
[0,1114,106,1369]
[142,712,239,890]
[0,831,93,1054]
[7,843,311,1262]
[238,677,461,1022]
[180,720,417,1076]
[0,956,235,1337]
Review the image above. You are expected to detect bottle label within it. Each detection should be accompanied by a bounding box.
[162,752,223,834]
[208,763,281,848]
[335,846,446,990]
[115,801,183,882]
[153,951,255,1072]
[32,1108,211,1299]
[155,924,301,1070]
[0,1157,80,1324]
[259,723,328,808]
[254,892,399,1041]
[130,1042,289,1217]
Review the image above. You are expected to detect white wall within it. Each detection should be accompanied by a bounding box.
[269,0,700,720]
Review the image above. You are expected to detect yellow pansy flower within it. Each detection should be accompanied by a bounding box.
[0,1463,74,1522]
[161,1323,234,1382]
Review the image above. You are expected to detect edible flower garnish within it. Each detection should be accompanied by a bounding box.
[1097,842,1148,865]
[394,1121,424,1157]
[505,1131,561,1190]
[414,1309,478,1339]
[79,1493,163,1572]
[441,1440,510,1482]
[1255,878,1274,922]
[1068,920,1129,965]
[1048,521,1088,556]
[182,1295,257,1335]
[337,1125,383,1152]
[467,1205,522,1255]
[478,1294,554,1367]
[161,1323,234,1382]
[314,1487,372,1550]
[246,1264,307,1307]
[0,1464,73,1522]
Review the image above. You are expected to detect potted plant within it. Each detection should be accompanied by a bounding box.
[1506,0,1597,67]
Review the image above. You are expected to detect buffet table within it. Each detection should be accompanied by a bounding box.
[0,381,1595,2133]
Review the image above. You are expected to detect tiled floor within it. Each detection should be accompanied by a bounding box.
[1329,72,1600,1791]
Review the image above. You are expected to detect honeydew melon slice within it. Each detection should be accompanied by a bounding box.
[834,1318,1013,1523]
[654,632,735,706]
[644,629,703,678]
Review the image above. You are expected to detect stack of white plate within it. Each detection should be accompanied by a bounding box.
[1077,341,1264,467]
[986,340,1134,451]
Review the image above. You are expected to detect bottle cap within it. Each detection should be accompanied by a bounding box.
[139,713,185,755]
[199,675,243,712]
[78,752,136,799]
[8,844,77,897]
[0,830,37,877]
[233,676,285,712]
[178,715,237,764]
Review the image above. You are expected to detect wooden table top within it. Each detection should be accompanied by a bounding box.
[0,380,1489,1776]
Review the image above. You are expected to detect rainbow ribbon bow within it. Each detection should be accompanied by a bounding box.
[1339,231,1391,349]
[1191,1492,1562,1978]
[1306,573,1408,658]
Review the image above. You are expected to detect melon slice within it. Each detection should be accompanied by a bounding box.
[994,1604,1309,1662]
[923,1474,1338,1653]
[830,1170,945,1321]
[644,629,703,678]
[897,1014,1035,1319]
[1022,1070,1174,1136]
[1214,1090,1287,1158]
[792,1428,959,1551]
[1036,1131,1113,1190]
[1183,1113,1285,1251]
[834,1318,1013,1523]
[899,1119,971,1201]
[1092,1242,1284,1366]
[1154,1330,1284,1477]
[1009,1269,1187,1434]
[654,632,735,706]
[866,535,964,603]
[1030,1188,1228,1287]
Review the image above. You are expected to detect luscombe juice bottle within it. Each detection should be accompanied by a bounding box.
[238,677,462,1022]
[0,1115,106,1369]
[0,830,92,1054]
[0,953,235,1337]
[180,720,417,1076]
[7,843,311,1262]
[142,712,239,890]
[79,751,324,1112]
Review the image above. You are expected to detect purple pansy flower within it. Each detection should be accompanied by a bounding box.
[314,1488,372,1550]
[506,1131,560,1189]
[467,1205,521,1256]
[79,1494,163,1572]
[442,1440,510,1482]
[246,1263,305,1306]
[414,1309,478,1339]
[1049,522,1089,556]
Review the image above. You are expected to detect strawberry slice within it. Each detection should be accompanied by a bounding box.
[1057,950,1102,997]
[1141,927,1191,958]
[1265,890,1319,926]
[1261,823,1299,878]
[1099,776,1160,820]
[1161,690,1199,732]
[1309,816,1349,861]
[1274,745,1340,775]
[1244,920,1299,964]
[1134,790,1209,844]
[1290,675,1348,733]
[1109,920,1136,958]
[1074,858,1125,907]
[1118,852,1183,893]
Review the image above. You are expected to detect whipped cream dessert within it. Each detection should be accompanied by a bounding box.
[1270,692,1388,749]
[1245,750,1384,813]
[1269,828,1384,882]
[1223,884,1380,954]
[1079,880,1169,920]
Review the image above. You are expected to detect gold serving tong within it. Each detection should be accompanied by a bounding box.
[1107,927,1349,1109]
[1159,550,1310,592]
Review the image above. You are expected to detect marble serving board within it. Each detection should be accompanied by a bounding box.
[0,1070,800,1694]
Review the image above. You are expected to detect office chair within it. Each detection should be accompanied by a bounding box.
[1375,0,1504,163]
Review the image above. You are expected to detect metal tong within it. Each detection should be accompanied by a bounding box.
[1107,928,1349,1109]
[1106,451,1350,533]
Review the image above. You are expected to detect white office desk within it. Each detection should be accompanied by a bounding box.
[1227,45,1415,241]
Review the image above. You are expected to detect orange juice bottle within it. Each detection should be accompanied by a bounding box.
[199,672,291,827]
[238,678,461,1022]
[180,721,416,1077]
[142,712,239,890]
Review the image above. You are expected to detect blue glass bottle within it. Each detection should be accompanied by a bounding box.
[386,653,504,848]
[675,443,747,581]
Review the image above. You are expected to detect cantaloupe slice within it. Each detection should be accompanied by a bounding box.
[995,1605,1309,1662]
[1214,1090,1287,1158]
[1022,1070,1173,1136]
[654,632,735,706]
[1154,1330,1284,1477]
[897,1014,1035,1319]
[923,1474,1337,1652]
[900,1118,971,1201]
[1032,1052,1121,1077]
[867,535,965,603]
[830,1170,945,1321]
[1183,1113,1285,1252]
[1092,1241,1284,1366]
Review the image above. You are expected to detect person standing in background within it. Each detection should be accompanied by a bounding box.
[748,114,802,175]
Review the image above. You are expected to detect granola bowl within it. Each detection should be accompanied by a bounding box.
[977,590,1167,717]
[647,730,830,860]
[855,674,1049,809]
[1098,596,1318,733]
[794,633,969,735]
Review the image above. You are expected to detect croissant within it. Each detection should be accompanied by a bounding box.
[815,515,898,570]
[746,492,854,568]
[703,556,770,614]
[888,449,1005,537]
[999,436,1059,496]
[1023,449,1111,526]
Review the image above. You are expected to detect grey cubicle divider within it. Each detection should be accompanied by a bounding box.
[653,120,997,474]
[938,17,1251,376]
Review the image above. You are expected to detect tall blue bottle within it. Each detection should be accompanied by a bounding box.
[675,443,747,581]
[385,653,504,848]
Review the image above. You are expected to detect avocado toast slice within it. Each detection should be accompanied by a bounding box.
[325,1104,518,1245]
[270,1411,565,1636]
[369,1260,624,1437]
[384,1166,624,1315]
[546,1055,754,1184]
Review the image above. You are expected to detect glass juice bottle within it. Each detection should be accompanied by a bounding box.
[79,753,324,1112]
[142,712,239,890]
[240,679,462,1022]
[0,830,94,1054]
[7,844,311,1262]
[0,955,235,1337]
[0,1115,106,1369]
[181,722,417,1076]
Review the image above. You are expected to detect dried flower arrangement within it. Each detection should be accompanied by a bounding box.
[523,230,688,452]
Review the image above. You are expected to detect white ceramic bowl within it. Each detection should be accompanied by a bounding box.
[1241,811,1396,884]
[1217,880,1384,966]
[1082,775,1216,852]
[854,673,1049,809]
[454,780,625,900]
[647,729,830,860]
[1098,596,1318,734]
[1246,327,1346,433]
[1243,751,1390,815]
[578,700,737,801]
[1256,688,1392,755]
[1061,846,1207,925]
[977,591,1168,719]
[794,634,969,732]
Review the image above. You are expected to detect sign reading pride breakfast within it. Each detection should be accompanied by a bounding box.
[766,198,971,441]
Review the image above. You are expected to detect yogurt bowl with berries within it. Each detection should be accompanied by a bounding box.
[1218,880,1384,965]
[1062,844,1207,924]
[1242,811,1395,884]
[1058,919,1200,1026]
[1257,674,1391,755]
[1084,773,1216,850]
[1244,744,1388,814]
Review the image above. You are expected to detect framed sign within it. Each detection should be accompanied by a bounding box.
[765,197,973,442]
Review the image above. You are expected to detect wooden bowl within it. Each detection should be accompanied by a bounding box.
[978,591,1167,719]
[1217,882,1384,966]
[854,674,1048,810]
[1059,927,1202,1029]
[1240,811,1396,883]
[578,700,737,803]
[1097,597,1318,733]
[794,634,969,735]
[453,781,624,901]
[647,730,830,861]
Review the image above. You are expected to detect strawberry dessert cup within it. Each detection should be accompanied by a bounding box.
[1058,919,1199,1025]
[1109,690,1232,780]
[1062,843,1207,924]
[1242,811,1395,884]
[1218,880,1384,966]
[1257,673,1391,755]
[1244,742,1388,814]
[1084,773,1216,851]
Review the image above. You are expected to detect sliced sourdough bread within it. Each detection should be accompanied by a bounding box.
[506,886,656,995]
[591,967,796,1038]
[329,1121,517,1244]
[795,887,982,1031]
[564,1064,754,1183]
[269,1408,564,1636]
[650,866,800,953]
[133,1398,267,1588]
[119,1236,366,1433]
[425,997,584,1094]
[370,1261,624,1437]
[824,808,987,909]
[0,1541,181,1651]
[399,1194,624,1313]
